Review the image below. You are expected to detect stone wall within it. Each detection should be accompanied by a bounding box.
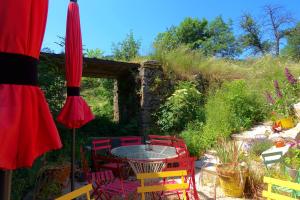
[139,60,164,137]
[112,60,164,137]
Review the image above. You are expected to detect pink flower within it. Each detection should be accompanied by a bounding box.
[274,80,283,98]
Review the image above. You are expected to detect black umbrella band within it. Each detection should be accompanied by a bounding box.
[67,87,80,96]
[0,52,38,86]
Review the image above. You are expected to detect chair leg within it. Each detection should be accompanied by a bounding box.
[191,174,199,200]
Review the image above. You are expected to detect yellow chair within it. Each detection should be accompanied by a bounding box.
[136,170,189,200]
[55,184,93,200]
[262,176,300,200]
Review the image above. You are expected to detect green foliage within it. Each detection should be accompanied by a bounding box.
[85,48,104,58]
[266,68,300,118]
[153,26,179,54]
[153,16,240,58]
[282,22,300,61]
[35,181,62,200]
[284,148,300,170]
[239,13,271,55]
[156,81,205,133]
[180,121,214,156]
[202,16,241,58]
[176,17,209,49]
[38,60,65,115]
[81,77,114,119]
[12,159,43,200]
[204,80,265,139]
[112,31,141,61]
[249,140,274,157]
[215,139,245,164]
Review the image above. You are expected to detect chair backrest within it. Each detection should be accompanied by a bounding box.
[92,139,111,154]
[262,151,283,168]
[55,184,93,200]
[87,170,115,184]
[120,136,142,146]
[148,135,175,146]
[164,156,196,176]
[136,170,189,200]
[262,176,300,200]
[173,138,189,157]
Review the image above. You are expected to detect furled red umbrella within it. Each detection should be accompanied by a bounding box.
[0,0,62,199]
[57,0,94,191]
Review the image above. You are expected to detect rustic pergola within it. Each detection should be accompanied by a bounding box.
[40,53,162,135]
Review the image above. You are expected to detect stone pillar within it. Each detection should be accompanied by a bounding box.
[139,60,163,137]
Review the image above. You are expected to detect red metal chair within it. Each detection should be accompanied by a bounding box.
[173,138,190,158]
[120,136,142,146]
[88,170,139,200]
[148,135,175,146]
[80,147,138,200]
[163,156,199,200]
[92,139,126,176]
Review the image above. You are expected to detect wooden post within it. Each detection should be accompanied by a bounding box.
[0,170,12,200]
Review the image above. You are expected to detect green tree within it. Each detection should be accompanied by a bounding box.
[85,48,104,58]
[112,31,141,61]
[153,26,179,53]
[202,16,241,58]
[239,14,271,55]
[176,17,209,49]
[282,22,300,61]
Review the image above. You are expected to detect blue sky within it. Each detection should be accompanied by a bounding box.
[43,0,300,56]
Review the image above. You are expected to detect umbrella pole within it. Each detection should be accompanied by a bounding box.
[0,170,12,200]
[71,128,76,191]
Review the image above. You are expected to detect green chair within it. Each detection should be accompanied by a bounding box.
[262,151,283,168]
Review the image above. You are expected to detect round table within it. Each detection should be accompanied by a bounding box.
[111,145,178,174]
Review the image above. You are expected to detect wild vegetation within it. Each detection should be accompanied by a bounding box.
[151,4,300,156]
[11,3,300,199]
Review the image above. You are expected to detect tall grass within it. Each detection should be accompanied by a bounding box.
[153,46,300,94]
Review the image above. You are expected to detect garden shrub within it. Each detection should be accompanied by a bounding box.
[156,81,205,133]
[180,121,215,156]
[203,80,265,142]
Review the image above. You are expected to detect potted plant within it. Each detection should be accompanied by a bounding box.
[245,140,273,199]
[266,68,300,130]
[284,148,300,181]
[215,139,249,198]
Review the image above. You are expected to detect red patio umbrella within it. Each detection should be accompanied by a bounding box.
[57,0,94,191]
[0,0,62,199]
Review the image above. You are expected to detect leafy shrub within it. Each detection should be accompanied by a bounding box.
[81,77,114,119]
[180,121,206,156]
[203,80,265,140]
[284,148,300,170]
[156,81,205,133]
[249,140,273,157]
[38,60,65,115]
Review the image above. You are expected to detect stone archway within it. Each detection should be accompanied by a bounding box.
[41,53,163,136]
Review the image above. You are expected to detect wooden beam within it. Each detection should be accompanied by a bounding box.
[40,53,140,78]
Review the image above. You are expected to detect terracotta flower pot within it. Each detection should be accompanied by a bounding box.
[216,163,249,198]
[274,139,285,148]
[46,162,71,186]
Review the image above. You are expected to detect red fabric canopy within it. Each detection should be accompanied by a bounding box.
[57,2,94,128]
[0,0,62,170]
